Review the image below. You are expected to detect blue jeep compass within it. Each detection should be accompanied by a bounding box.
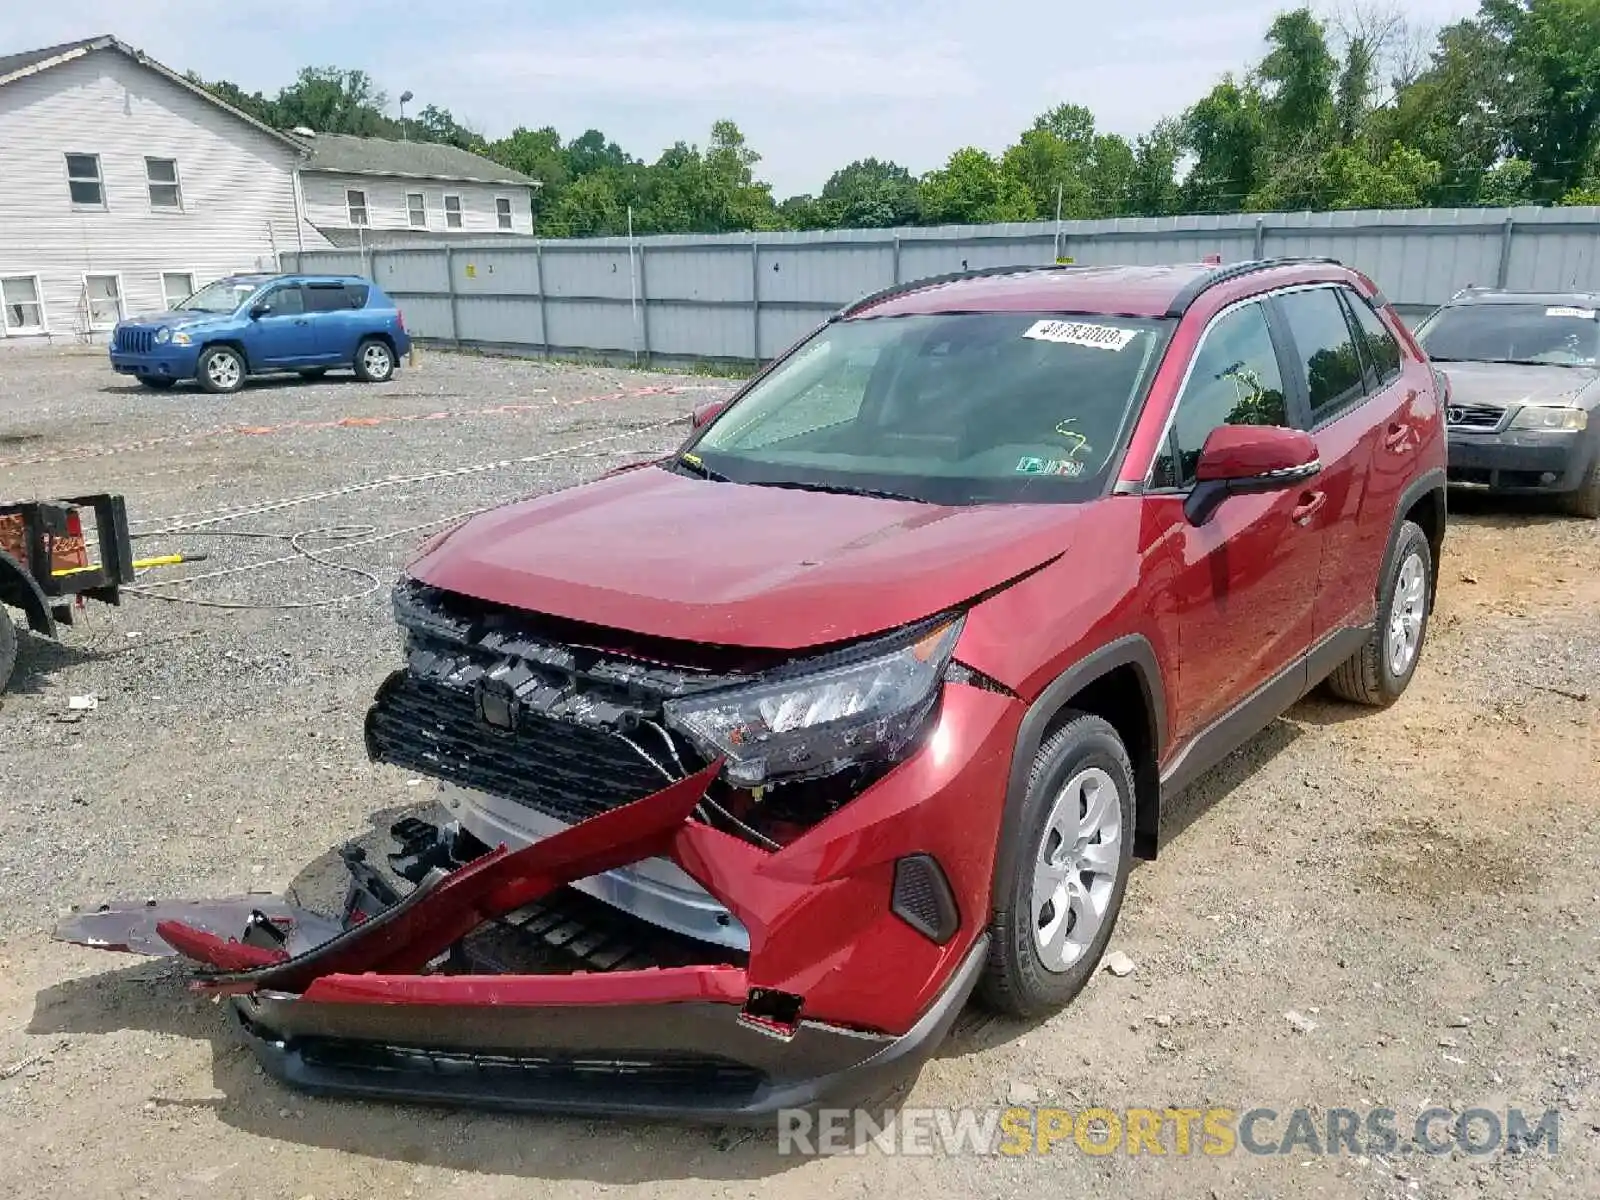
[109,273,412,394]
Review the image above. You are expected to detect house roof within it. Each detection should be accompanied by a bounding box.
[0,34,305,151]
[296,132,534,186]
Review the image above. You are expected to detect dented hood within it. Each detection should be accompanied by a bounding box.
[408,465,1080,648]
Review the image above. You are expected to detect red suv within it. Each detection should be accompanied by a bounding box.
[64,259,1446,1120]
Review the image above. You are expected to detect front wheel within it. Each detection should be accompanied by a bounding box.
[1326,519,1433,706]
[353,339,395,383]
[1562,458,1600,519]
[196,346,246,394]
[979,712,1136,1018]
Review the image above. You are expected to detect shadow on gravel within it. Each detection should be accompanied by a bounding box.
[1445,490,1574,527]
[24,718,1310,1177]
[4,630,109,696]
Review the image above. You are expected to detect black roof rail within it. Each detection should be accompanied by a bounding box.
[1163,256,1346,317]
[837,263,1085,319]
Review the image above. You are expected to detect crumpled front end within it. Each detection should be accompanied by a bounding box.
[57,585,1023,1120]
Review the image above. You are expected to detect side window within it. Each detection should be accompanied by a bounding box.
[1151,302,1288,489]
[1278,287,1365,423]
[344,283,370,308]
[303,284,350,313]
[1344,290,1402,387]
[264,285,304,316]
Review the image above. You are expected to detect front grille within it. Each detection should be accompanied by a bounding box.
[1446,402,1505,431]
[114,328,153,354]
[367,672,672,825]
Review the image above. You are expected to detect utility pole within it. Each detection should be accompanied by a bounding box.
[1054,182,1064,263]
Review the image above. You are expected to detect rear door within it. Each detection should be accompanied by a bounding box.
[1147,297,1325,743]
[302,281,362,364]
[1270,285,1378,640]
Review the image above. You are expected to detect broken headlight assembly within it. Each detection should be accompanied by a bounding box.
[664,616,963,787]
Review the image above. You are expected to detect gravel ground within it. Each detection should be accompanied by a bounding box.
[0,343,1596,1200]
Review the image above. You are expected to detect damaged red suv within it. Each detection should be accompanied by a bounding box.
[64,259,1446,1120]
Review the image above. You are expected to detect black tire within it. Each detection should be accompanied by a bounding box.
[137,377,176,390]
[0,606,17,694]
[297,368,329,381]
[1326,519,1433,706]
[353,338,395,383]
[195,345,246,394]
[979,712,1136,1018]
[1562,458,1600,519]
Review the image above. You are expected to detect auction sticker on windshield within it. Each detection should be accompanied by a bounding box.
[1023,320,1139,351]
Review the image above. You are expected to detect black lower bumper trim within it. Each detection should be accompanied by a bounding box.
[234,934,989,1122]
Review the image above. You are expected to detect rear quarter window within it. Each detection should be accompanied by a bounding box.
[345,284,370,308]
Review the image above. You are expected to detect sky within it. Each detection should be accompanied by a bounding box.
[6,0,1485,195]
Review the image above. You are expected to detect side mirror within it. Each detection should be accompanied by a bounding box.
[249,303,271,320]
[689,400,726,430]
[1185,425,1320,526]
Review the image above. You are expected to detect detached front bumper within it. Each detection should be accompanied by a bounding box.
[1447,429,1596,494]
[234,934,986,1120]
[55,681,1018,1120]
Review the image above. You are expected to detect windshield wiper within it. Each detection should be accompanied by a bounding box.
[748,479,932,503]
[668,455,729,482]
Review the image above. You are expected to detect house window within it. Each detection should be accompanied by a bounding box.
[1,276,46,334]
[161,272,195,309]
[146,158,182,209]
[347,189,369,226]
[407,192,426,227]
[444,194,462,228]
[84,274,123,329]
[495,196,513,230]
[66,153,104,207]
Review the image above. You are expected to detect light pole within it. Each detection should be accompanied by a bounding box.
[399,90,414,141]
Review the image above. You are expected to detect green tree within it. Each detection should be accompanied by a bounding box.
[411,104,482,151]
[1127,118,1184,216]
[1480,157,1537,204]
[1259,9,1338,148]
[918,148,1037,223]
[1484,0,1600,199]
[1319,142,1444,208]
[818,159,921,227]
[274,67,395,136]
[1183,76,1267,211]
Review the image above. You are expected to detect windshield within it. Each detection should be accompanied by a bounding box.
[686,312,1173,505]
[1417,302,1600,367]
[176,278,264,315]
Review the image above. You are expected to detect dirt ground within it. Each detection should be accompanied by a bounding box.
[0,344,1595,1199]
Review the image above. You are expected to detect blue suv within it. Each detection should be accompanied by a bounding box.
[109,273,412,394]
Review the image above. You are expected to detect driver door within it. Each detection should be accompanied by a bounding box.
[240,284,314,368]
[1146,297,1325,745]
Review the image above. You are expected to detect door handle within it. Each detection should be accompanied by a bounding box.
[1292,490,1327,525]
[1384,422,1412,451]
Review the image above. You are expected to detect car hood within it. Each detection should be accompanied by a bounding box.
[407,465,1082,649]
[1437,360,1600,409]
[122,310,232,329]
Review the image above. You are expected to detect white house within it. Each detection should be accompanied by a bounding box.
[297,132,539,247]
[0,35,329,341]
[0,34,539,341]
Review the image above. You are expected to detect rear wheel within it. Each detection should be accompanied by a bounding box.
[1326,519,1432,706]
[0,606,17,694]
[1562,459,1600,519]
[353,339,395,383]
[137,377,176,390]
[196,346,245,394]
[979,712,1135,1018]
